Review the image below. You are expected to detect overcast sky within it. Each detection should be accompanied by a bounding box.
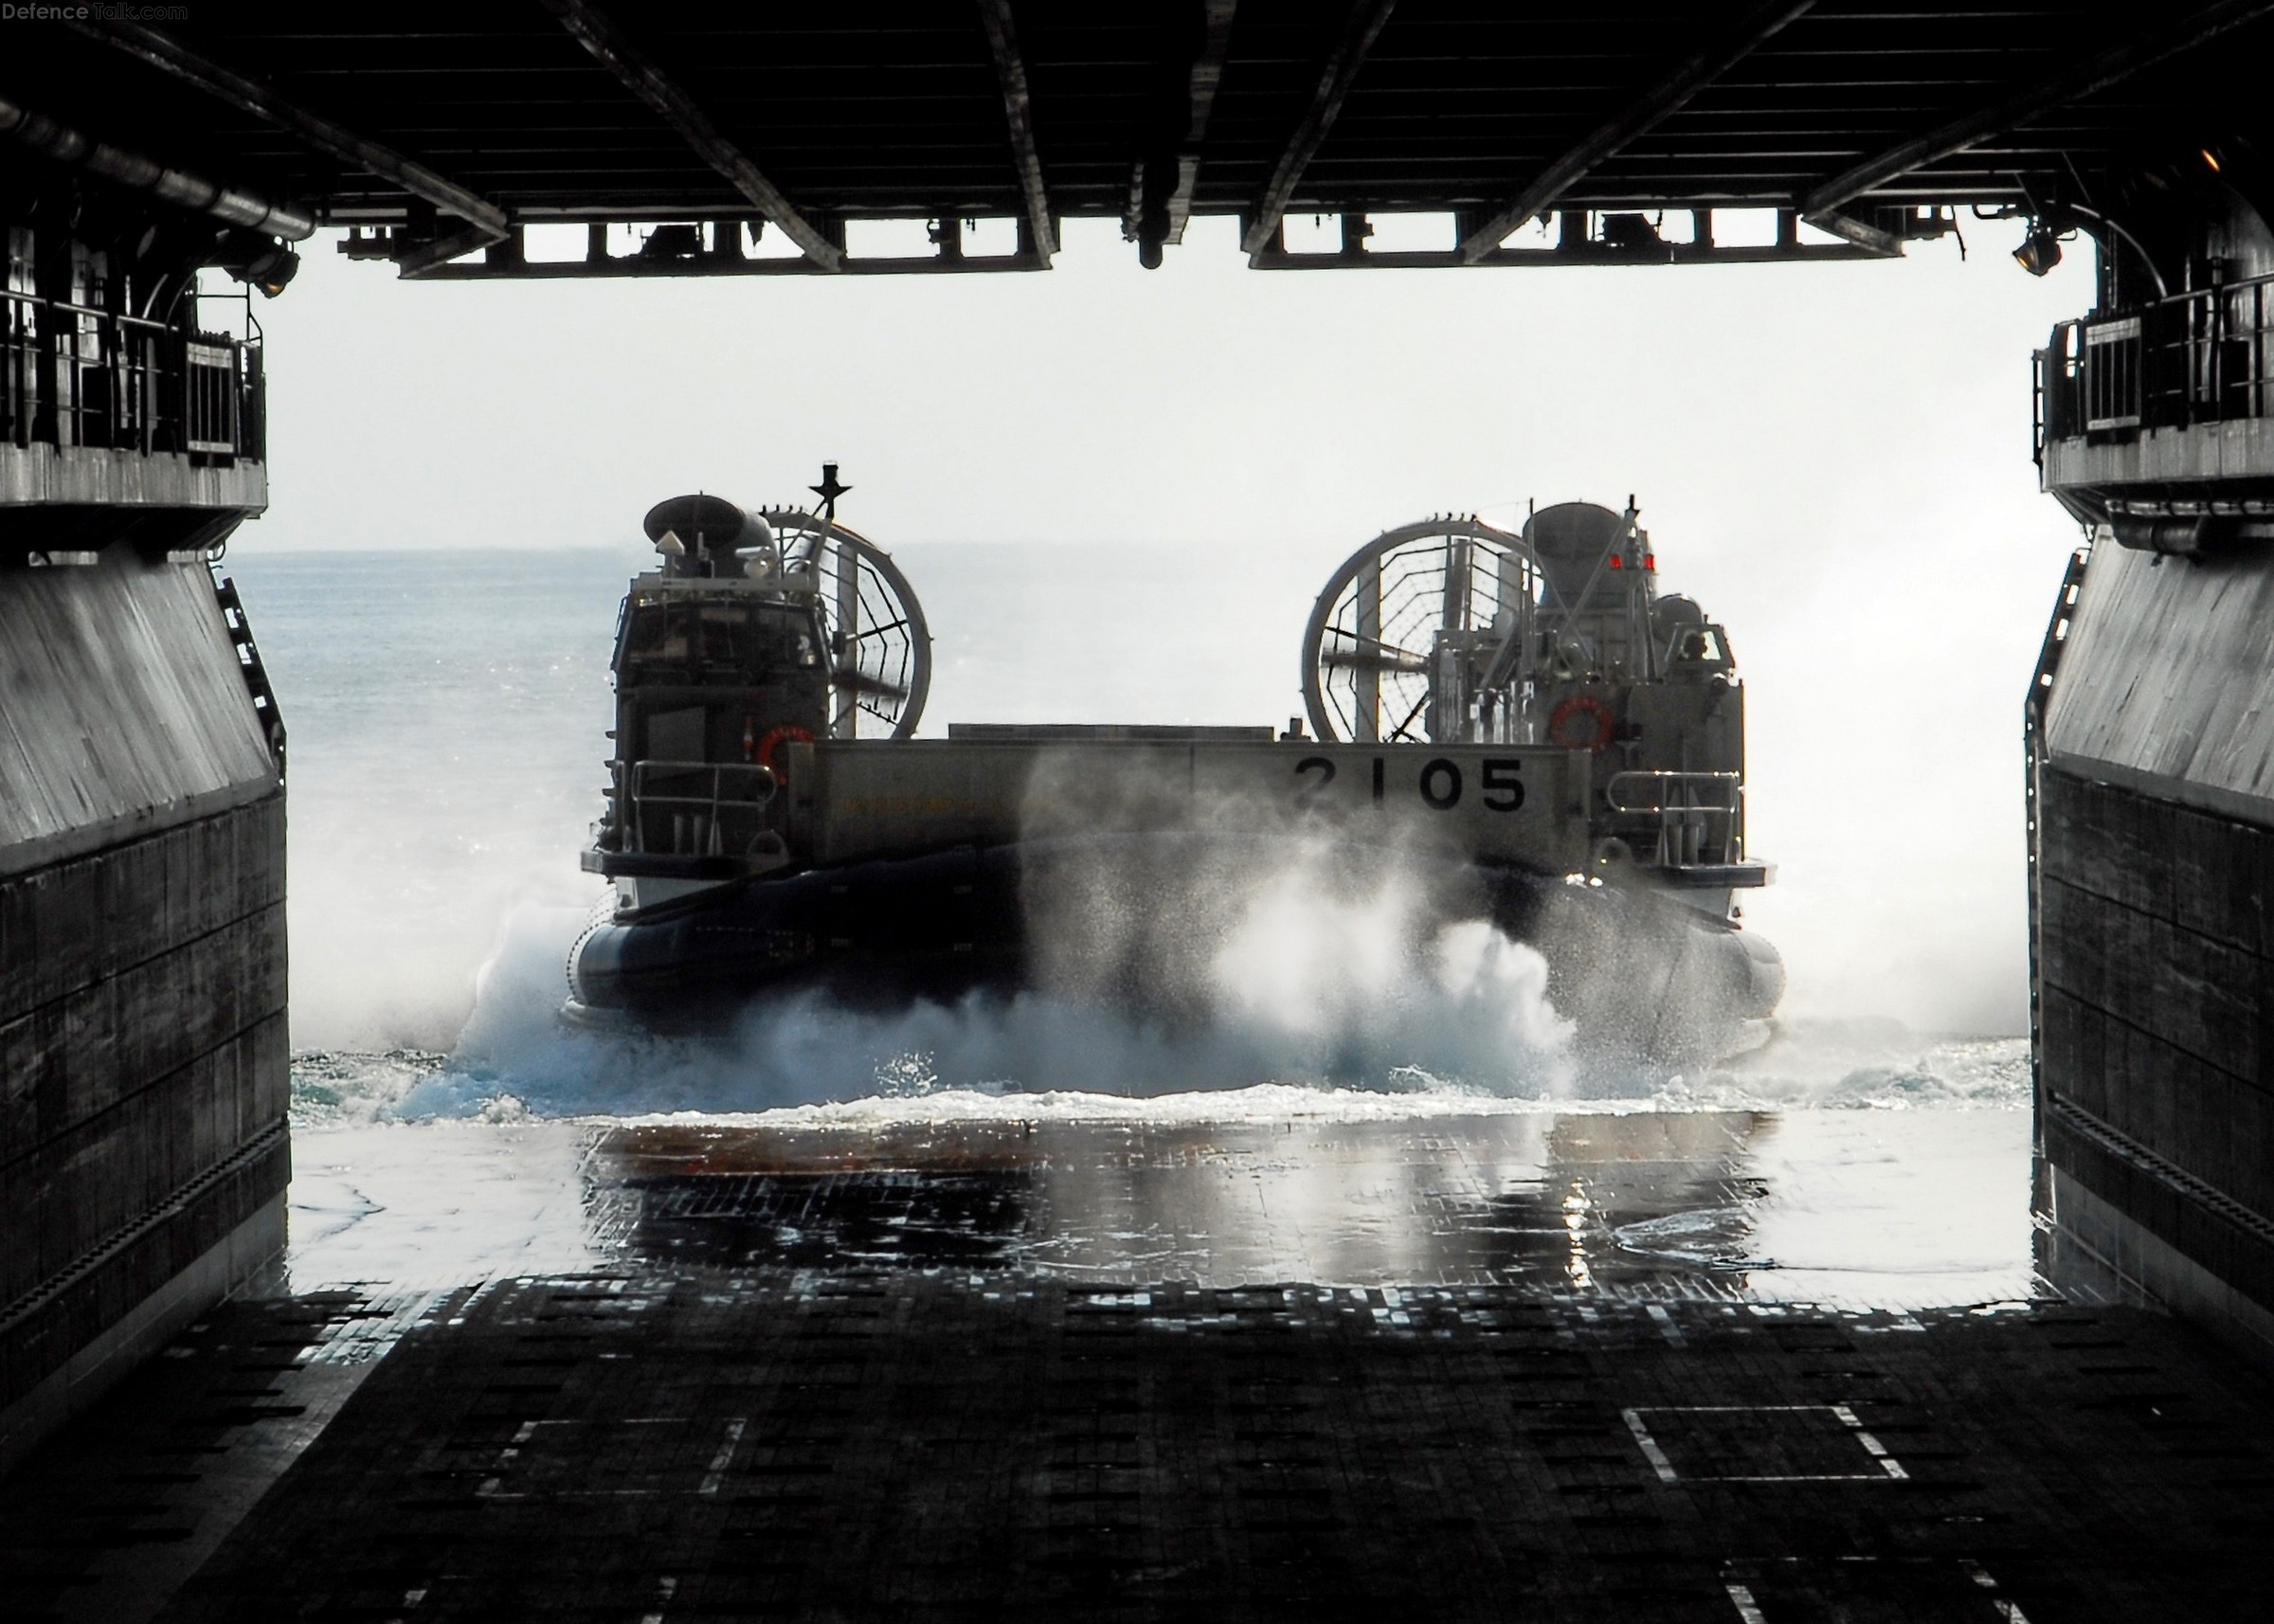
[244,212,2095,1036]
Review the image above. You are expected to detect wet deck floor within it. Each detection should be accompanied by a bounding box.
[282,1107,2037,1307]
[6,1108,2270,1620]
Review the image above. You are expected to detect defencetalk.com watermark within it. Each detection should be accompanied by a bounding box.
[2,5,191,20]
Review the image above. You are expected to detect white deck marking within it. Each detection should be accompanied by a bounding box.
[1724,1582,1769,1622]
[699,1417,749,1494]
[1962,1561,2033,1622]
[1830,1403,1910,1479]
[639,1572,679,1624]
[1621,1409,1679,1483]
[1622,1404,1909,1482]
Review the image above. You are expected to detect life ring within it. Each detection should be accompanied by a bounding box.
[1547,695,1619,753]
[754,722,816,776]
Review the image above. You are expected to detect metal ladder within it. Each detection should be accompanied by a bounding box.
[212,572,287,773]
[2024,539,2092,1175]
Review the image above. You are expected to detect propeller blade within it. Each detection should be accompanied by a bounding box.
[833,665,909,701]
[1321,648,1427,675]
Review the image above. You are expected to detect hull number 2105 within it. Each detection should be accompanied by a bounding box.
[1292,755,1526,812]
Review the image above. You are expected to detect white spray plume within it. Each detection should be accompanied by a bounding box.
[396,810,1580,1122]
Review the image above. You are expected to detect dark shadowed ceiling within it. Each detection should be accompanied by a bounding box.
[5,2,2268,277]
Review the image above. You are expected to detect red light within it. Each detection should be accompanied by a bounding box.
[1644,553,1656,570]
[1609,555,1623,569]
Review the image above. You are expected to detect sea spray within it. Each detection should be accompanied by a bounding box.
[398,872,1580,1119]
[323,868,2021,1124]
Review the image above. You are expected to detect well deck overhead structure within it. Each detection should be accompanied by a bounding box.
[5,0,2274,1465]
[14,4,2267,273]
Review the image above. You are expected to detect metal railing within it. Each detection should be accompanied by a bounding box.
[626,759,780,858]
[2037,272,2274,456]
[1603,769,1742,868]
[2024,543,2092,1115]
[1,287,263,460]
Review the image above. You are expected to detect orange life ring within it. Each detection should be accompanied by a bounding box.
[1547,695,1619,754]
[754,722,816,776]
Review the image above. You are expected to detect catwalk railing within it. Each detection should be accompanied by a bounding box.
[2037,273,2274,459]
[0,289,263,462]
[625,759,780,858]
[1602,769,1742,869]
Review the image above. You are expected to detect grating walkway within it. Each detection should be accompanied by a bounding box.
[7,1272,2269,1622]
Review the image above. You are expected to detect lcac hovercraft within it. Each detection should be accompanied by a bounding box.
[566,479,1782,1068]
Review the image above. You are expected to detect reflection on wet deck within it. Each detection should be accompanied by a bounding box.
[13,1107,2086,1622]
[587,1112,1776,1292]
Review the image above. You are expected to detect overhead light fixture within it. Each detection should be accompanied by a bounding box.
[250,246,300,298]
[2013,220,2063,276]
[216,232,301,298]
[2012,203,2076,278]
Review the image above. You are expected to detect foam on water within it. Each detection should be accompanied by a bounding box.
[368,874,1582,1120]
[288,894,2027,1128]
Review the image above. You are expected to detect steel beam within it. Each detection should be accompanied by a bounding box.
[1801,0,2274,219]
[1165,1,1239,249]
[394,224,513,280]
[975,0,1056,269]
[415,250,1051,282]
[1458,0,1815,264]
[540,0,844,273]
[1257,240,1878,272]
[0,96,315,241]
[1127,1,1238,266]
[1241,0,1399,263]
[1798,207,1904,258]
[70,19,508,240]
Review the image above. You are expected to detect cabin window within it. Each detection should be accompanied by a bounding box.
[623,600,821,677]
[623,604,693,670]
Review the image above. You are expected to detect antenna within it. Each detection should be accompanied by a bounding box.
[811,463,861,737]
[810,462,851,521]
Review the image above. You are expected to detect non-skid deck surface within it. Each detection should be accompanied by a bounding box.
[15,1275,2266,1623]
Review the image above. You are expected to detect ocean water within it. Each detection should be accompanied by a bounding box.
[227,548,621,1051]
